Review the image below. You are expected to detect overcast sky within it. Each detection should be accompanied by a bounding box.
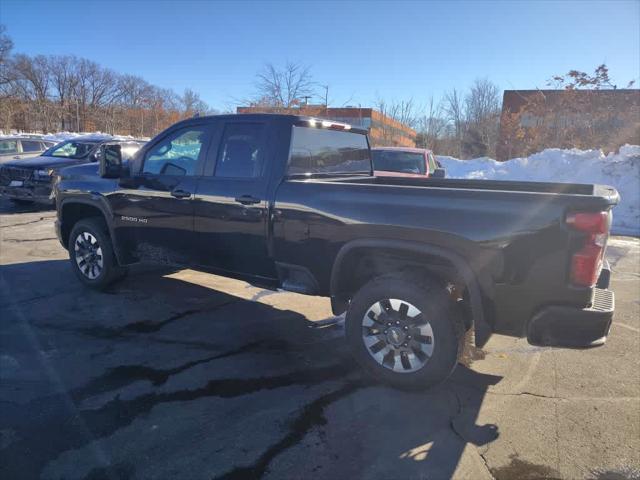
[2,0,639,110]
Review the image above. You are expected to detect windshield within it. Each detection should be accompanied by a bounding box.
[287,126,371,175]
[372,150,426,174]
[44,140,97,159]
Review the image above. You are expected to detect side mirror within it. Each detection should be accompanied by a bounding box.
[432,167,446,178]
[99,144,122,178]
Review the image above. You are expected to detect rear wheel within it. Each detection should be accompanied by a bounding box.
[346,273,464,390]
[68,218,126,290]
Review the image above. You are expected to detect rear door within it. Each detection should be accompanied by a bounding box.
[109,124,213,265]
[19,140,46,159]
[193,118,276,280]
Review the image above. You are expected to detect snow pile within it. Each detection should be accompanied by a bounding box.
[437,145,640,236]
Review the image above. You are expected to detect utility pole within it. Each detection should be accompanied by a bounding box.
[322,85,329,116]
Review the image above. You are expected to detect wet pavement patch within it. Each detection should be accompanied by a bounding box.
[216,380,370,479]
[490,454,562,480]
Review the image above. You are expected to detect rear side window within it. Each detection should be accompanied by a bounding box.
[215,123,265,178]
[21,140,43,153]
[287,126,370,175]
[0,140,18,154]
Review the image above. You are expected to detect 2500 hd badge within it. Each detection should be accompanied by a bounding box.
[121,216,148,224]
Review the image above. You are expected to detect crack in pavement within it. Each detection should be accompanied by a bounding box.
[479,450,496,480]
[448,386,497,480]
[38,300,239,339]
[0,363,357,479]
[0,216,53,229]
[488,390,566,400]
[72,340,292,400]
[2,237,57,243]
[214,379,368,479]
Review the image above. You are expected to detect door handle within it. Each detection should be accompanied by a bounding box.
[171,189,191,199]
[235,195,260,205]
[13,155,20,159]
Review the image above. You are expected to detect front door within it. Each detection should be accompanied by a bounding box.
[193,120,276,281]
[110,125,212,266]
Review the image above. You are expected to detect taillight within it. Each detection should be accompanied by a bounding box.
[566,211,609,287]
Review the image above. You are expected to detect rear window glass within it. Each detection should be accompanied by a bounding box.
[372,150,426,174]
[287,126,370,175]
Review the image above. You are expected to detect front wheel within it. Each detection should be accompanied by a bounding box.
[68,218,126,290]
[345,273,464,390]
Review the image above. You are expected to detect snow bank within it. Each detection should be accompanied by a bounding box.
[437,146,640,236]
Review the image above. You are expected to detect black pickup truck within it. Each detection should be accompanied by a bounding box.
[54,114,618,388]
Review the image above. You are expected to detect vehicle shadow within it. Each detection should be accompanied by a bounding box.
[0,197,55,215]
[0,259,501,480]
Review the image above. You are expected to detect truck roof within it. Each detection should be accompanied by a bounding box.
[173,113,369,135]
[372,147,433,154]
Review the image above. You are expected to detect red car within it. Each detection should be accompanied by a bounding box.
[372,147,445,178]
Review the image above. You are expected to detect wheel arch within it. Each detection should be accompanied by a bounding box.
[60,197,123,265]
[330,238,493,346]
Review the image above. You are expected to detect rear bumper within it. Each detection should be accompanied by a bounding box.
[527,286,614,348]
[0,184,54,204]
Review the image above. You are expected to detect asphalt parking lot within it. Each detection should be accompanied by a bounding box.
[1,201,639,480]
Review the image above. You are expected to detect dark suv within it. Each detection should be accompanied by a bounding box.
[0,135,145,205]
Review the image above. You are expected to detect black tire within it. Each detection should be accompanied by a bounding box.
[345,273,464,390]
[68,217,126,290]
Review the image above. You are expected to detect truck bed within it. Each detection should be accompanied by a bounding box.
[339,174,619,200]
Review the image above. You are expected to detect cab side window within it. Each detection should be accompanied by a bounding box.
[215,123,265,178]
[143,127,207,176]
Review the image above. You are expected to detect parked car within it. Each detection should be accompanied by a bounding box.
[0,135,145,204]
[54,114,617,389]
[372,147,445,178]
[0,136,57,163]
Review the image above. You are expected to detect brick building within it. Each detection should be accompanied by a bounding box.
[236,106,417,147]
[497,89,640,160]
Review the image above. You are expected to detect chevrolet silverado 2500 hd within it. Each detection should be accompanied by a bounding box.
[54,114,618,388]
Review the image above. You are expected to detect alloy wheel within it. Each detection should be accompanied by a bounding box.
[362,298,435,373]
[74,231,104,280]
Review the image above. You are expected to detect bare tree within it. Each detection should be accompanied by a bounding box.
[254,62,315,109]
[0,25,12,67]
[181,88,209,116]
[443,89,465,157]
[416,97,448,150]
[373,97,417,146]
[464,78,501,157]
